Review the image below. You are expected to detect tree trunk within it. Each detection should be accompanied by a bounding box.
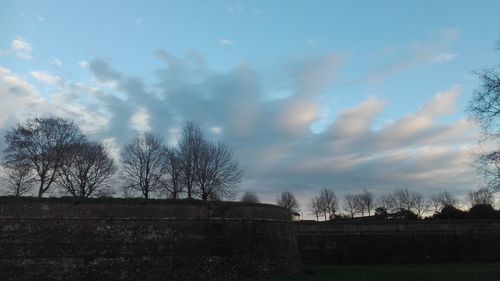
[38,182,44,198]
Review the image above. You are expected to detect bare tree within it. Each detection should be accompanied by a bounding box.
[0,160,34,196]
[376,188,427,217]
[358,188,374,216]
[317,188,338,220]
[377,193,396,213]
[341,189,375,217]
[429,194,442,214]
[57,140,116,198]
[353,195,367,216]
[412,192,428,218]
[240,191,260,203]
[277,191,299,212]
[163,147,184,199]
[194,141,242,200]
[474,151,500,193]
[343,194,357,218]
[308,196,322,221]
[392,188,414,211]
[176,122,242,201]
[120,132,167,199]
[436,190,457,207]
[467,187,495,206]
[467,69,500,137]
[467,41,500,193]
[178,122,205,199]
[430,191,457,213]
[3,117,84,197]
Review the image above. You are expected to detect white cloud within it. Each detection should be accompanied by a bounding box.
[0,67,111,148]
[0,67,45,127]
[50,58,62,66]
[277,98,320,135]
[368,28,460,83]
[0,51,481,208]
[11,36,34,60]
[131,106,151,131]
[225,5,244,14]
[210,126,222,135]
[431,53,457,63]
[78,61,88,68]
[306,38,318,47]
[219,39,234,46]
[11,38,30,51]
[329,96,386,138]
[431,28,460,42]
[30,71,62,85]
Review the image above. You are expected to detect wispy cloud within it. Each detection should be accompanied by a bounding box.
[30,71,62,85]
[78,61,88,68]
[11,36,34,60]
[0,49,480,204]
[84,53,477,200]
[225,5,244,14]
[50,58,62,66]
[367,28,460,83]
[219,39,234,46]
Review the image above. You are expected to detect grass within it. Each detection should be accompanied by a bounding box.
[247,264,500,281]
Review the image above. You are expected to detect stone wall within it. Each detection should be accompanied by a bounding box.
[294,220,500,264]
[0,198,302,281]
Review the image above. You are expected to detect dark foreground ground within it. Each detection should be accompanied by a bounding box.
[245,263,500,281]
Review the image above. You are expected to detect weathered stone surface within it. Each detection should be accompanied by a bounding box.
[294,220,500,264]
[0,199,302,281]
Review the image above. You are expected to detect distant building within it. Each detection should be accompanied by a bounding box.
[292,212,301,221]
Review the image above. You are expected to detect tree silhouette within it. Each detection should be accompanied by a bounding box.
[317,188,338,220]
[163,147,184,199]
[240,191,260,203]
[467,187,495,207]
[0,160,34,196]
[178,122,205,199]
[430,191,457,213]
[277,191,299,212]
[308,196,322,221]
[467,39,500,193]
[58,140,115,198]
[194,141,242,200]
[178,122,242,201]
[121,132,167,199]
[3,117,84,197]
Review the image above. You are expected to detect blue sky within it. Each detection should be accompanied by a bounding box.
[1,0,500,207]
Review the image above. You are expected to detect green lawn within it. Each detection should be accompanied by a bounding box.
[247,264,500,281]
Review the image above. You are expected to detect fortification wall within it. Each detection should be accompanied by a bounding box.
[294,220,500,264]
[0,199,302,281]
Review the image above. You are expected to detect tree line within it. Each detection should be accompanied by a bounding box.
[0,117,242,200]
[271,187,498,220]
[316,188,495,220]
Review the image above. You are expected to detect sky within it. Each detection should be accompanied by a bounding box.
[1,0,500,210]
